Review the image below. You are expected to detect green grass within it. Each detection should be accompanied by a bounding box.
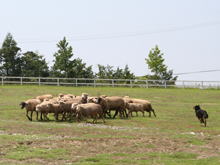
[0,85,220,164]
[5,146,69,160]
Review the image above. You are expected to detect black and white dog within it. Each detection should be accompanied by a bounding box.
[193,105,209,127]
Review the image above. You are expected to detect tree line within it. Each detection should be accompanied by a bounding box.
[0,33,177,81]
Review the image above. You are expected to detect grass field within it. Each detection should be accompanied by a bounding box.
[0,85,220,165]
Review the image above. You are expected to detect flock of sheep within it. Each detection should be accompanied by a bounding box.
[20,93,156,123]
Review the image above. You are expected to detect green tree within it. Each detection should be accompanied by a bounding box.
[113,67,123,79]
[52,37,73,77]
[96,64,135,79]
[145,45,177,80]
[123,64,135,79]
[21,51,49,77]
[96,64,114,79]
[51,37,94,78]
[0,33,21,76]
[68,58,94,78]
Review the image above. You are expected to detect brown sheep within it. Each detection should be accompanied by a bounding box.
[58,93,75,100]
[91,96,127,119]
[36,94,53,102]
[126,103,145,117]
[75,103,105,123]
[124,97,156,117]
[36,100,63,121]
[19,99,41,121]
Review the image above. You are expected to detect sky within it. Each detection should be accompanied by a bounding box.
[0,0,220,80]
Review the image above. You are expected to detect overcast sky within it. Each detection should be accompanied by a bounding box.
[0,0,220,80]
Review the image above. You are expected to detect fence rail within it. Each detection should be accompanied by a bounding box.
[1,76,220,89]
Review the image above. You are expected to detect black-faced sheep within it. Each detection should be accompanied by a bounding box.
[19,99,41,121]
[89,96,127,119]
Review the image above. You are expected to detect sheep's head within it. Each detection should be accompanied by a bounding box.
[81,93,88,102]
[19,102,26,109]
[87,97,98,103]
[58,93,64,98]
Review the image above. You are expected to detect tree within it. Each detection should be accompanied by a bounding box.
[123,64,135,79]
[51,37,94,78]
[21,51,49,77]
[96,64,114,79]
[0,33,22,76]
[68,58,94,78]
[96,64,135,79]
[145,45,177,81]
[52,37,73,77]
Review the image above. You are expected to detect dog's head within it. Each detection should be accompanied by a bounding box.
[193,105,201,111]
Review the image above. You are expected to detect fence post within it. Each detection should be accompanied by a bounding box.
[182,81,185,88]
[146,80,148,88]
[201,81,203,89]
[130,80,132,88]
[57,78,60,86]
[94,79,96,87]
[112,80,114,87]
[38,78,41,86]
[76,79,78,87]
[20,77,23,85]
[1,77,3,86]
[164,80,167,88]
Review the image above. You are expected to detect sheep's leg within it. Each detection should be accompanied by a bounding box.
[92,116,97,124]
[30,111,33,121]
[102,114,105,123]
[136,111,138,117]
[106,110,111,118]
[61,112,66,121]
[152,109,156,117]
[131,112,133,117]
[36,111,39,120]
[128,111,131,117]
[54,113,59,121]
[113,110,118,119]
[40,112,43,120]
[26,111,32,121]
[43,113,49,121]
[142,111,145,117]
[148,111,151,117]
[125,110,128,118]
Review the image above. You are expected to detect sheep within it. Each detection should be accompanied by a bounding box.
[75,103,105,124]
[124,96,156,117]
[126,103,145,117]
[56,95,89,121]
[36,94,53,102]
[36,100,63,121]
[90,96,127,119]
[19,99,41,121]
[58,93,75,100]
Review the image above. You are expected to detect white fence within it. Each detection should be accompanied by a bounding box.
[1,76,220,89]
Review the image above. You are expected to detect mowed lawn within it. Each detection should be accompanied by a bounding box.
[0,85,220,165]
